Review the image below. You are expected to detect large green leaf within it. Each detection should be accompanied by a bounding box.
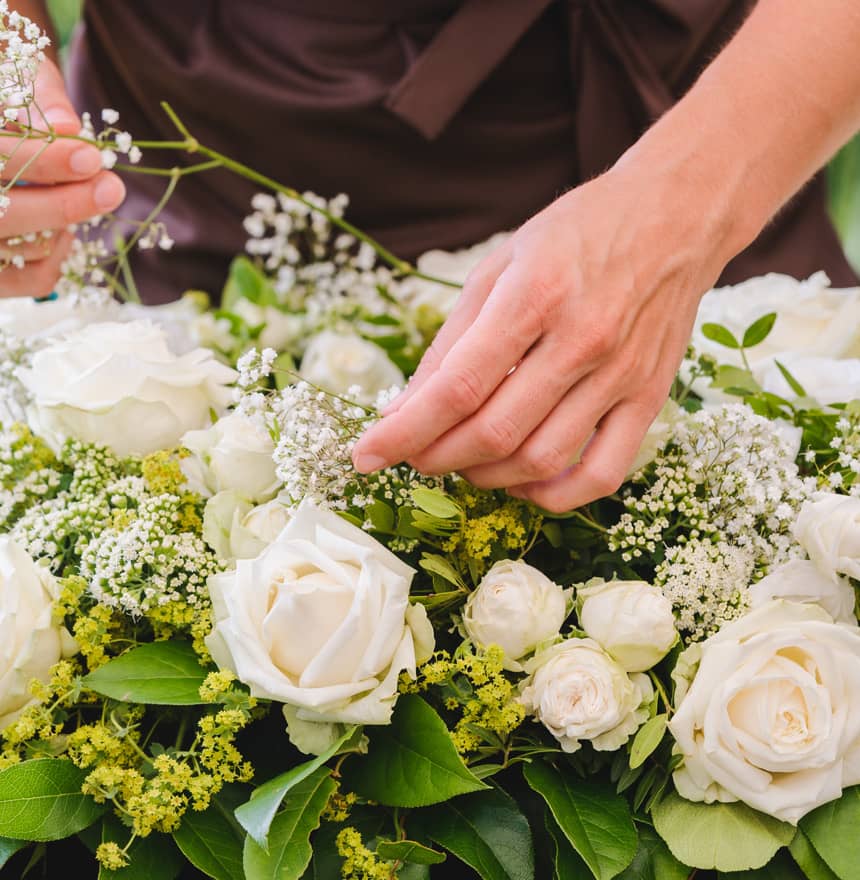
[243,767,336,880]
[415,787,534,880]
[235,726,357,849]
[800,787,860,880]
[342,695,488,807]
[375,840,446,865]
[617,825,687,880]
[173,785,248,880]
[545,813,589,879]
[629,715,667,770]
[0,759,106,841]
[789,828,840,880]
[99,814,184,880]
[652,792,794,873]
[716,850,806,879]
[523,761,637,880]
[83,641,209,705]
[0,836,27,868]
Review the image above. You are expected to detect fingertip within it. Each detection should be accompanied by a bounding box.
[93,172,126,211]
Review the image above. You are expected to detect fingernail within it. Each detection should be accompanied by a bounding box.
[353,453,388,474]
[70,146,102,175]
[94,174,126,210]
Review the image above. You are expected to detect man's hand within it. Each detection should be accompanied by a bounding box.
[0,57,125,297]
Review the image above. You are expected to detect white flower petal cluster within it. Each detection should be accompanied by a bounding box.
[793,492,860,582]
[0,536,76,730]
[17,321,236,458]
[206,501,434,748]
[462,560,568,670]
[748,558,856,624]
[202,490,291,562]
[670,600,860,824]
[520,638,652,753]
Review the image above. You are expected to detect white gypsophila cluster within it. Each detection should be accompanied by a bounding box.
[79,108,143,169]
[0,2,49,130]
[0,327,39,423]
[0,423,60,529]
[609,403,813,637]
[824,414,860,496]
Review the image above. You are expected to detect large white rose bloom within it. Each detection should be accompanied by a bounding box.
[793,493,860,582]
[0,537,76,730]
[578,578,678,672]
[748,559,856,625]
[299,330,404,398]
[520,638,652,753]
[669,600,860,824]
[181,410,279,503]
[462,560,568,670]
[206,501,434,744]
[758,356,860,406]
[16,320,236,458]
[0,290,120,340]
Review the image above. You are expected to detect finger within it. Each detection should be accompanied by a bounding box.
[383,242,512,416]
[0,172,125,237]
[507,398,660,513]
[353,261,542,472]
[21,57,82,136]
[0,230,74,298]
[0,135,104,184]
[0,229,61,262]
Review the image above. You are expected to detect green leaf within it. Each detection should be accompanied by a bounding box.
[173,785,248,880]
[789,828,840,880]
[419,553,466,590]
[616,825,687,880]
[99,814,184,880]
[235,726,357,849]
[800,786,860,880]
[701,322,741,349]
[0,759,106,842]
[243,767,336,880]
[0,836,27,869]
[222,255,277,310]
[375,840,446,865]
[342,696,488,807]
[545,813,589,879]
[82,641,209,706]
[410,488,462,520]
[773,359,808,397]
[742,313,777,349]
[272,351,297,391]
[629,714,668,770]
[416,788,534,880]
[717,849,807,879]
[712,365,762,393]
[652,792,795,872]
[523,761,637,880]
[367,500,395,533]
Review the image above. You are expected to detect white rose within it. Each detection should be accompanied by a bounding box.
[118,292,209,355]
[205,500,434,739]
[669,600,860,823]
[0,290,120,340]
[578,578,678,672]
[520,638,652,753]
[16,321,236,458]
[182,410,279,502]
[203,490,292,562]
[462,560,568,670]
[232,300,304,352]
[759,356,860,406]
[299,330,404,398]
[0,537,76,730]
[748,559,856,624]
[793,493,860,581]
[626,399,682,477]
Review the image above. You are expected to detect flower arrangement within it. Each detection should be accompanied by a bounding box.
[0,6,860,880]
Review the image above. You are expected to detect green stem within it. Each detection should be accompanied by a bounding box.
[649,671,673,716]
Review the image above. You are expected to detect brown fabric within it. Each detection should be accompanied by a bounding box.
[67,0,856,305]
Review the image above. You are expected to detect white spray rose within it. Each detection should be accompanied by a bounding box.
[748,559,856,625]
[462,560,568,670]
[670,600,860,824]
[16,321,235,458]
[203,490,292,562]
[0,537,76,730]
[182,410,279,502]
[299,330,404,397]
[205,501,434,748]
[759,356,860,406]
[578,578,678,672]
[520,638,652,753]
[793,493,860,582]
[626,399,682,477]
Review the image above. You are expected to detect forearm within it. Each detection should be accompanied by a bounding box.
[617,0,860,263]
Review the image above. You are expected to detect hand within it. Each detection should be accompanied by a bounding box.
[351,165,739,513]
[0,57,125,298]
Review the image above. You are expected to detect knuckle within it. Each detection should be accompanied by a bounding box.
[444,365,485,415]
[583,460,624,498]
[519,443,569,482]
[577,324,617,363]
[475,414,522,459]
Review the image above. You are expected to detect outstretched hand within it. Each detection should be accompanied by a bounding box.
[352,165,738,512]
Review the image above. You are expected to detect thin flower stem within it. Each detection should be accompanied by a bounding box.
[649,670,673,716]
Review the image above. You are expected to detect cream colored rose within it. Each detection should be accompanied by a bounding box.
[578,578,678,672]
[0,537,76,730]
[299,330,404,397]
[759,356,860,406]
[462,560,568,670]
[182,410,279,503]
[520,638,652,753]
[203,490,291,562]
[0,290,120,340]
[16,320,236,458]
[793,493,860,582]
[205,501,434,737]
[748,559,856,624]
[669,600,860,823]
[626,399,682,477]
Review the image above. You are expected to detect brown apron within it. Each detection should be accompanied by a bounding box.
[67,0,857,305]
